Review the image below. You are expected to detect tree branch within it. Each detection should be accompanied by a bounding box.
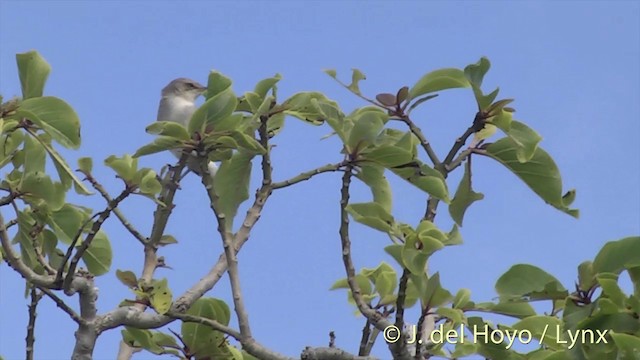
[63,187,133,292]
[85,173,147,245]
[25,287,43,360]
[272,162,345,190]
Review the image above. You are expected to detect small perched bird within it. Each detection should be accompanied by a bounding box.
[157,78,218,176]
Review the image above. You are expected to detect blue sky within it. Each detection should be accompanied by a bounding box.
[1,1,638,359]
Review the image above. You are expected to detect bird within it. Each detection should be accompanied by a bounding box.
[157,78,218,176]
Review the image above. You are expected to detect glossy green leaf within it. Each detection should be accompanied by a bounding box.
[254,73,282,99]
[77,157,93,174]
[610,333,640,358]
[330,274,373,295]
[205,71,232,100]
[138,169,162,195]
[409,68,470,99]
[133,136,184,158]
[577,261,596,291]
[495,264,567,301]
[23,134,46,174]
[592,236,640,275]
[20,172,65,211]
[16,51,50,99]
[18,97,80,149]
[158,235,178,246]
[49,204,88,244]
[389,161,449,203]
[452,288,472,309]
[449,160,484,226]
[512,316,563,349]
[122,327,165,354]
[104,154,138,182]
[81,230,112,276]
[474,302,536,319]
[354,164,392,212]
[145,121,190,141]
[362,145,414,168]
[503,120,542,163]
[116,270,138,288]
[464,57,491,87]
[0,129,24,169]
[484,138,578,217]
[348,68,366,95]
[229,131,266,154]
[345,202,395,234]
[213,151,253,229]
[182,298,232,359]
[282,92,332,125]
[28,132,92,194]
[189,88,237,135]
[150,278,172,315]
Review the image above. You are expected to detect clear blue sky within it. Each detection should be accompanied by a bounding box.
[1,1,638,359]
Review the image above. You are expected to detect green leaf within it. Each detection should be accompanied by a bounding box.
[345,202,395,234]
[415,272,452,307]
[484,138,578,217]
[593,236,640,275]
[409,68,470,99]
[254,73,282,99]
[0,129,24,169]
[49,204,88,244]
[282,92,332,125]
[77,157,93,174]
[389,161,449,203]
[354,164,392,213]
[495,264,567,301]
[473,302,536,318]
[503,120,542,163]
[213,151,253,229]
[81,230,112,276]
[18,97,81,149]
[464,57,491,88]
[228,131,266,154]
[137,169,162,195]
[205,71,233,100]
[23,134,46,174]
[122,327,164,354]
[611,332,640,358]
[577,261,596,292]
[348,68,366,95]
[453,288,472,309]
[323,69,337,78]
[512,316,564,348]
[347,110,388,152]
[158,235,178,246]
[436,307,465,324]
[150,278,172,315]
[116,270,138,288]
[182,298,232,359]
[133,136,184,158]
[362,145,414,169]
[189,88,237,135]
[104,154,138,182]
[16,51,50,99]
[145,121,190,141]
[330,274,373,295]
[449,160,484,226]
[20,172,66,211]
[28,132,92,194]
[151,331,179,349]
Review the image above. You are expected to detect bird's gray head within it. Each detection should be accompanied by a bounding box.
[161,78,207,101]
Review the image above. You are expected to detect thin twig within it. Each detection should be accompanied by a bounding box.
[271,162,345,190]
[85,174,147,245]
[38,286,86,325]
[25,287,43,360]
[63,187,133,291]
